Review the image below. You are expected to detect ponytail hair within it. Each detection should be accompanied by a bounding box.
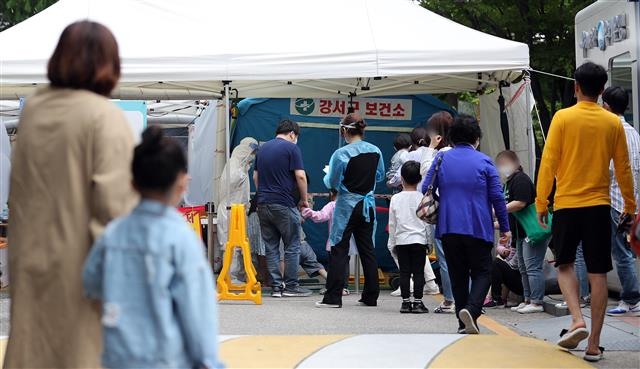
[410,127,428,150]
[340,113,367,136]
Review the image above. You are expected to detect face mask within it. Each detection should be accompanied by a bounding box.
[289,132,298,144]
[498,165,515,178]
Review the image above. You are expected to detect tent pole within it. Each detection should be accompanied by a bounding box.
[525,78,536,181]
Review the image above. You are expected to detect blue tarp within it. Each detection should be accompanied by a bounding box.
[231,95,453,271]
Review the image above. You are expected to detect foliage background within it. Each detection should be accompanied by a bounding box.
[421,0,593,136]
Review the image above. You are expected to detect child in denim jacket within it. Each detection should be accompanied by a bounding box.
[83,127,223,369]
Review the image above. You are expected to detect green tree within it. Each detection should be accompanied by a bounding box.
[0,0,57,31]
[421,0,592,134]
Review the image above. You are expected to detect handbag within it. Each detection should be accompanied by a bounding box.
[416,155,443,224]
[512,203,552,243]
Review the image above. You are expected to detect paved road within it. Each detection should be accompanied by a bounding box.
[218,292,639,369]
[0,289,638,368]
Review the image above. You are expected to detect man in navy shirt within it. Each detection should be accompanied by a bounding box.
[253,119,311,297]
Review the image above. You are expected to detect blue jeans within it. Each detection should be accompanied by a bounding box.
[434,234,454,301]
[516,237,548,305]
[575,244,589,298]
[258,204,301,290]
[611,208,640,304]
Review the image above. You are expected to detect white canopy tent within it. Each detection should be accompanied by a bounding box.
[0,0,529,100]
[0,0,532,267]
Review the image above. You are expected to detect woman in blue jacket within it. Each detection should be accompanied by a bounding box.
[316,113,385,308]
[423,115,511,334]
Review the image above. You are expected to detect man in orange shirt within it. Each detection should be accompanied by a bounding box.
[536,62,636,363]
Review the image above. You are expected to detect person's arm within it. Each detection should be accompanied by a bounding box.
[301,202,333,223]
[323,151,343,190]
[535,112,564,223]
[487,162,510,234]
[421,152,442,194]
[290,146,308,207]
[612,125,637,215]
[295,170,308,208]
[420,147,438,177]
[388,169,401,188]
[506,201,527,213]
[90,108,137,240]
[506,173,534,213]
[253,170,259,189]
[376,148,386,183]
[82,236,106,300]
[171,229,222,369]
[387,197,397,249]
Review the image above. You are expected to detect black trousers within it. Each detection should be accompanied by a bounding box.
[491,258,523,300]
[327,251,350,287]
[323,201,379,305]
[396,243,427,299]
[442,234,493,327]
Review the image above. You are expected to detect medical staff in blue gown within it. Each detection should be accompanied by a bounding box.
[316,113,385,308]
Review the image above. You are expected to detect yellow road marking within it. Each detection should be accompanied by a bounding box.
[477,315,520,337]
[219,335,348,368]
[0,338,6,365]
[432,294,519,336]
[428,335,594,368]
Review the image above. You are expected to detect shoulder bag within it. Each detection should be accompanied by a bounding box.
[416,155,443,224]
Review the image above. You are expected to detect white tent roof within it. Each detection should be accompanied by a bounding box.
[0,0,529,99]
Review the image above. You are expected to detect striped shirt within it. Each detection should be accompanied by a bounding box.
[610,116,640,214]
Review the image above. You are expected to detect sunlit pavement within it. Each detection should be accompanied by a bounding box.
[1,291,638,368]
[214,293,638,369]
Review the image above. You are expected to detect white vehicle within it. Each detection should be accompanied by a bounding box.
[576,0,639,129]
[576,0,640,293]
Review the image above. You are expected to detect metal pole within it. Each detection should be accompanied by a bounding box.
[525,79,536,181]
[206,202,217,272]
[224,83,231,198]
[354,255,361,294]
[215,83,232,276]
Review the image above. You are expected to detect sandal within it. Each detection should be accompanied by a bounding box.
[584,347,605,362]
[557,327,589,349]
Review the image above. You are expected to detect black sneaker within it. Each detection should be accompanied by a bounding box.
[483,299,505,309]
[459,308,479,334]
[271,289,283,298]
[283,287,313,297]
[315,301,342,308]
[457,327,467,334]
[412,301,429,314]
[400,301,412,313]
[357,299,377,307]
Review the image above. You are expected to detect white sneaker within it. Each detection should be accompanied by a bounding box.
[391,280,414,297]
[511,302,527,312]
[554,299,588,310]
[607,301,640,317]
[434,301,455,314]
[423,283,440,295]
[517,304,544,314]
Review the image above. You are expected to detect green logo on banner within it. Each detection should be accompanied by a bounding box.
[294,98,315,115]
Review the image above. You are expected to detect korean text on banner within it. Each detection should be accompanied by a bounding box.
[290,97,412,121]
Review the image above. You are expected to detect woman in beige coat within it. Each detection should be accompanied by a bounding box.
[4,21,136,369]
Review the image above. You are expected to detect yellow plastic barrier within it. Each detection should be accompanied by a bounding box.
[217,204,262,304]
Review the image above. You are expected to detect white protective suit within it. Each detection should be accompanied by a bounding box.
[1,120,10,212]
[217,137,258,281]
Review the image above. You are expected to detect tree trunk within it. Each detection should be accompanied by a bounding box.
[530,74,551,134]
[561,80,576,108]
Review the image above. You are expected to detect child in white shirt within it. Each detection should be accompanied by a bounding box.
[388,161,430,314]
[386,133,412,189]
